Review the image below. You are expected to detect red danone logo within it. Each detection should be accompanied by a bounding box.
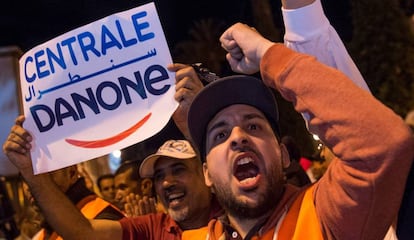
[65,112,151,148]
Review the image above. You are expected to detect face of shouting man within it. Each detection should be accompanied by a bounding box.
[203,104,289,219]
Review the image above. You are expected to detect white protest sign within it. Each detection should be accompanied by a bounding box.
[19,2,178,174]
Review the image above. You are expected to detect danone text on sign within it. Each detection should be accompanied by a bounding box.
[19,2,178,174]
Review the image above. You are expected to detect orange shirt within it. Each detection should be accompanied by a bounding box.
[183,185,323,240]
[33,196,116,240]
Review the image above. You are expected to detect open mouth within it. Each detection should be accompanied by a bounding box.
[233,157,260,187]
[166,192,185,208]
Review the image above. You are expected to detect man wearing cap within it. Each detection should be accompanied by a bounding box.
[181,24,414,239]
[118,139,222,239]
[3,1,386,239]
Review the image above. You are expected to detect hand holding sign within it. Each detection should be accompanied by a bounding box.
[2,116,35,178]
[169,63,205,140]
[18,2,177,174]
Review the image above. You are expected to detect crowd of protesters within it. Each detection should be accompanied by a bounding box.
[2,0,414,239]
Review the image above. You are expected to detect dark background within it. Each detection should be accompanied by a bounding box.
[0,0,353,52]
[0,0,355,162]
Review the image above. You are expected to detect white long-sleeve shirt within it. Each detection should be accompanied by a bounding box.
[282,0,371,93]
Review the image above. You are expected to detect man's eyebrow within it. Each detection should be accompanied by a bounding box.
[244,112,266,121]
[207,120,228,135]
[208,112,266,133]
[154,162,186,175]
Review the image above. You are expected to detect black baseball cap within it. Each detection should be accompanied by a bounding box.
[187,75,280,161]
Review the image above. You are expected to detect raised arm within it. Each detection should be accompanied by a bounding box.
[281,0,370,91]
[220,23,414,239]
[3,116,122,240]
[262,43,413,239]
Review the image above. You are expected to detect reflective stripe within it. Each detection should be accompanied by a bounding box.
[33,197,112,240]
[183,185,324,240]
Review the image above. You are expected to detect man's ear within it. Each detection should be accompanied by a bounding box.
[141,178,153,196]
[203,162,213,187]
[68,165,79,184]
[280,143,291,169]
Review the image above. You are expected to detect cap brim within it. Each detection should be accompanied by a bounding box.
[139,151,196,178]
[188,75,279,160]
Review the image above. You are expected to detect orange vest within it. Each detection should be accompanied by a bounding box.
[33,196,113,240]
[182,185,323,240]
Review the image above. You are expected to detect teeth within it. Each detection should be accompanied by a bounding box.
[237,157,253,165]
[168,193,184,201]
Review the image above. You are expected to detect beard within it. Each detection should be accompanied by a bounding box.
[168,205,189,222]
[212,170,284,220]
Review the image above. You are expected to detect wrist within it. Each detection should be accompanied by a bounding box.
[257,41,275,62]
[24,172,52,189]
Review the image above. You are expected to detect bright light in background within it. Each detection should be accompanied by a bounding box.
[111,150,122,158]
[109,150,122,172]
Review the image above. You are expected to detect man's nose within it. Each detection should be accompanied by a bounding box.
[230,126,249,149]
[161,173,177,189]
[115,191,123,200]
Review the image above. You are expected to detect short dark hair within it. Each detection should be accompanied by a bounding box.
[96,174,114,190]
[114,160,140,181]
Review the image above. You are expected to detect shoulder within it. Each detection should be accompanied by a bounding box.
[182,226,209,240]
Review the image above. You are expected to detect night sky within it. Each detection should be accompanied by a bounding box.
[0,0,245,51]
[0,0,353,52]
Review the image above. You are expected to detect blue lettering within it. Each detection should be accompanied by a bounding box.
[30,105,55,133]
[34,50,50,79]
[24,56,36,83]
[55,98,80,126]
[24,10,156,84]
[116,20,137,47]
[78,31,101,61]
[46,44,67,74]
[101,25,123,55]
[119,74,147,104]
[144,65,170,95]
[131,11,154,42]
[71,88,100,119]
[96,81,122,110]
[61,37,79,65]
[29,64,169,133]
